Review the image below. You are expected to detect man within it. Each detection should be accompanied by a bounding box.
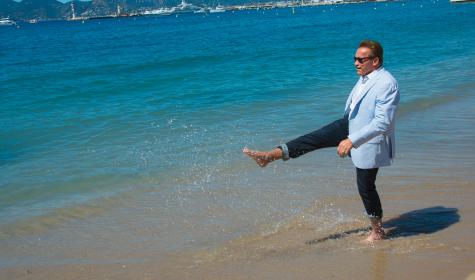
[243,40,399,242]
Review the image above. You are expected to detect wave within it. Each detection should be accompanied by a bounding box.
[0,190,133,239]
[398,81,475,117]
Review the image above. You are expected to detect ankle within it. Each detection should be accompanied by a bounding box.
[270,148,283,160]
[369,217,383,230]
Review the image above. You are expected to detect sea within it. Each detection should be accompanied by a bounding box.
[1,0,475,268]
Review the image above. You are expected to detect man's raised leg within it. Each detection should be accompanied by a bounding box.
[243,118,349,167]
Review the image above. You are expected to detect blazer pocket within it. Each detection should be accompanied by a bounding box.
[367,135,385,144]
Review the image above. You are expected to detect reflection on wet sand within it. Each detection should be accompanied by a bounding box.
[372,249,387,280]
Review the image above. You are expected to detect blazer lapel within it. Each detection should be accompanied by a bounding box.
[350,69,384,113]
[344,77,362,113]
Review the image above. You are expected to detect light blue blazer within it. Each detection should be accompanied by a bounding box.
[344,67,400,169]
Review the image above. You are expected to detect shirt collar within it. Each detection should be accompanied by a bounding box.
[362,66,383,82]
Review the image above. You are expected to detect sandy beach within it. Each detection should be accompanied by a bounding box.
[2,180,474,280]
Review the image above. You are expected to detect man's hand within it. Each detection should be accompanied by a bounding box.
[337,138,353,158]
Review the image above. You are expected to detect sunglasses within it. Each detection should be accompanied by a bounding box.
[354,56,374,63]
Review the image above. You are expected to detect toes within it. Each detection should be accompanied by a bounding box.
[243,148,257,156]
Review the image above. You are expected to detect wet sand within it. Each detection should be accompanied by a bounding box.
[2,180,474,280]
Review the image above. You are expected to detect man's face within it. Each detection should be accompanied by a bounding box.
[354,47,379,76]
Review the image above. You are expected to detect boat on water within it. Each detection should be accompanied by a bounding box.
[0,17,17,26]
[209,6,226,13]
[177,0,194,10]
[209,0,226,13]
[209,2,226,13]
[68,2,88,21]
[194,7,207,13]
[143,7,176,16]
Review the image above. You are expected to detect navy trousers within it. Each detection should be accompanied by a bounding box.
[284,118,383,219]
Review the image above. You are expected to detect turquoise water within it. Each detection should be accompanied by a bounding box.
[1,0,475,266]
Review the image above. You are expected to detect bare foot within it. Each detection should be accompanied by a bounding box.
[364,229,385,242]
[242,147,281,167]
[363,219,385,243]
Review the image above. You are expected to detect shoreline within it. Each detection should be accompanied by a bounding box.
[1,180,474,279]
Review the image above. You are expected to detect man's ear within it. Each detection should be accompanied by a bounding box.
[372,57,381,67]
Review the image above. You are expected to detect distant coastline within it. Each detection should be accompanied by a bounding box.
[2,0,396,23]
[68,0,397,22]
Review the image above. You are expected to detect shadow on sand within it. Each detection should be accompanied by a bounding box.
[383,206,460,238]
[306,206,460,245]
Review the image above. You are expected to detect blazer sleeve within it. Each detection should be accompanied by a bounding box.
[348,80,400,148]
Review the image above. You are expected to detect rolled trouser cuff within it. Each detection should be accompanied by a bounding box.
[368,214,383,221]
[278,144,290,161]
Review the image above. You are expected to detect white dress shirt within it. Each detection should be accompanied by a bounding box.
[349,67,382,114]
